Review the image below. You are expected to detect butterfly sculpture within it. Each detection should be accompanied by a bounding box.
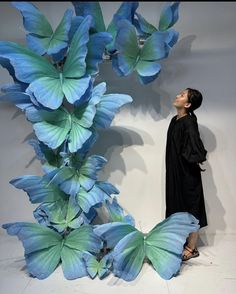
[0,1,189,283]
[111,2,180,84]
[11,2,73,61]
[93,212,200,281]
[2,222,103,280]
[0,15,93,109]
[71,1,139,53]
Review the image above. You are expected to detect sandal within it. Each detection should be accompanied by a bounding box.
[182,245,199,261]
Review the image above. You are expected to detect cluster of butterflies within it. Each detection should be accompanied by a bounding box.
[3,212,200,281]
[0,1,198,282]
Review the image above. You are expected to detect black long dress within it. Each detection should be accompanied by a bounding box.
[165,114,208,228]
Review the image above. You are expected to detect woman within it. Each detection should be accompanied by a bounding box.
[165,88,208,261]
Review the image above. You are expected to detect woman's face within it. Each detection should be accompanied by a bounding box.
[173,89,191,110]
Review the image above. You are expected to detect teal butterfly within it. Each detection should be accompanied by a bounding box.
[2,222,103,280]
[0,15,93,109]
[72,2,139,52]
[112,19,170,84]
[134,1,180,39]
[93,212,200,280]
[11,2,73,60]
[82,252,113,279]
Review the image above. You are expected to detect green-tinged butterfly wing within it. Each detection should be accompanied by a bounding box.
[112,230,145,281]
[93,221,136,248]
[158,2,180,31]
[145,212,200,280]
[72,2,106,33]
[112,19,140,76]
[61,225,103,279]
[32,107,71,150]
[9,174,68,203]
[2,222,63,279]
[12,2,73,58]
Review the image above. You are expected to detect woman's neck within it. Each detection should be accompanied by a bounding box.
[176,109,188,119]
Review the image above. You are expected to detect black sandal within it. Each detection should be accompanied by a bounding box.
[182,245,199,261]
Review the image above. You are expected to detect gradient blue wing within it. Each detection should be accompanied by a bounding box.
[86,32,113,75]
[158,2,180,31]
[145,212,200,280]
[67,102,96,152]
[105,197,135,226]
[0,91,33,110]
[62,15,92,78]
[133,12,157,36]
[93,221,136,248]
[112,230,145,281]
[76,183,111,213]
[45,167,81,196]
[10,174,68,203]
[61,225,103,279]
[68,16,84,43]
[82,252,99,278]
[2,222,62,279]
[72,2,105,32]
[32,107,71,149]
[0,41,58,83]
[106,2,139,52]
[93,93,133,129]
[112,19,139,75]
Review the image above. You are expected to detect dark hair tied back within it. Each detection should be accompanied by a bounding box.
[186,88,203,122]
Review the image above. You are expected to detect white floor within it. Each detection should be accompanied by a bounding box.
[0,232,236,294]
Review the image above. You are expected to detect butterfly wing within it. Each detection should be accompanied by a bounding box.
[2,222,62,279]
[9,174,67,203]
[97,253,113,279]
[61,225,103,279]
[92,93,133,129]
[85,32,113,76]
[32,107,71,149]
[12,2,73,57]
[145,212,200,280]
[72,2,106,33]
[78,155,107,191]
[158,2,180,31]
[68,102,96,152]
[93,221,136,248]
[133,12,157,36]
[105,197,135,226]
[82,252,99,278]
[112,230,145,281]
[112,19,139,76]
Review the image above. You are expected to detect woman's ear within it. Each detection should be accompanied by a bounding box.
[184,102,191,109]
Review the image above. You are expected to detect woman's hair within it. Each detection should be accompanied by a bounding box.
[185,88,203,121]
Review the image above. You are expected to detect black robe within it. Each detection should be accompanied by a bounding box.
[165,114,208,228]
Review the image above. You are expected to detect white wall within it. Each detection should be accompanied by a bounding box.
[0,2,236,238]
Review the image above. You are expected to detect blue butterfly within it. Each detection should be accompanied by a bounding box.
[0,15,92,109]
[112,19,171,85]
[2,222,103,280]
[82,252,113,279]
[11,2,73,61]
[93,212,200,281]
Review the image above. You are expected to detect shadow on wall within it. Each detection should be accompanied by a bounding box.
[89,126,154,185]
[95,34,197,121]
[198,124,225,247]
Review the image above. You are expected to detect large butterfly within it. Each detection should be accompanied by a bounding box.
[134,1,180,39]
[111,19,171,85]
[93,212,200,281]
[11,2,73,61]
[2,222,103,280]
[72,2,139,53]
[0,15,92,109]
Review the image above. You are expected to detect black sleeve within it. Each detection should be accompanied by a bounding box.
[181,119,207,163]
